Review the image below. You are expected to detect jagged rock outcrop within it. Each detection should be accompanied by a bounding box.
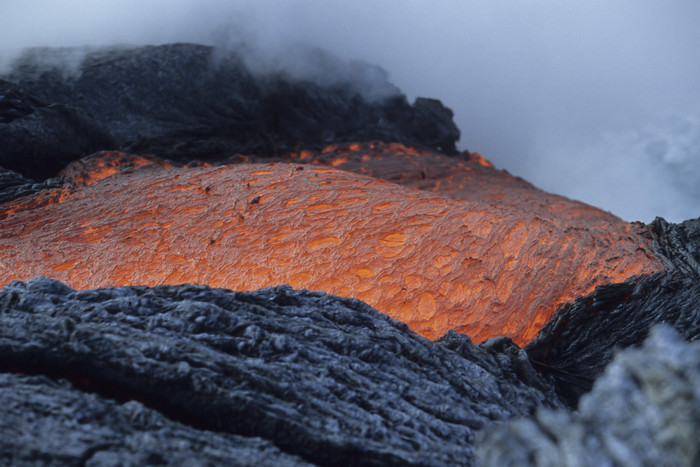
[525,216,700,405]
[0,276,562,466]
[0,79,114,179]
[651,217,700,278]
[1,43,459,181]
[479,326,700,466]
[0,145,663,345]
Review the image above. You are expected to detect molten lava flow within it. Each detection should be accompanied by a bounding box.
[0,144,663,345]
[280,142,624,223]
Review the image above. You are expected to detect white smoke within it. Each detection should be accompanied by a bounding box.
[535,114,700,222]
[2,0,699,222]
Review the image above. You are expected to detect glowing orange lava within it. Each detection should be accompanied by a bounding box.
[0,144,664,345]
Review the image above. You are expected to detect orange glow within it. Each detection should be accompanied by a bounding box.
[0,143,664,345]
[467,152,495,168]
[278,142,620,223]
[59,151,175,186]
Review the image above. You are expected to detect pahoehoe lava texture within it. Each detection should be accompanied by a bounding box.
[0,148,663,345]
[1,43,459,180]
[0,277,562,466]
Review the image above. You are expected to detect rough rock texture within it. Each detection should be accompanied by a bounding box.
[1,43,459,180]
[0,146,663,345]
[651,216,700,278]
[526,271,700,405]
[0,79,114,180]
[0,166,68,204]
[479,326,700,467]
[0,276,562,466]
[525,216,700,405]
[1,374,311,466]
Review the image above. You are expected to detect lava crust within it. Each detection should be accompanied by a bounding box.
[0,144,663,345]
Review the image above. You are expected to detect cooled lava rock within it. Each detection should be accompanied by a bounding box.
[525,217,700,406]
[0,79,113,179]
[0,277,562,466]
[1,43,459,180]
[0,166,67,204]
[0,375,311,466]
[480,326,700,466]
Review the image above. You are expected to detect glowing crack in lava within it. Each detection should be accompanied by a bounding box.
[0,143,664,345]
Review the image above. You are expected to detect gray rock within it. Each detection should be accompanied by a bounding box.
[478,326,700,467]
[0,373,311,466]
[0,277,561,466]
[525,271,700,406]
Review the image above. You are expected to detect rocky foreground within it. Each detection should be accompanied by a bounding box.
[1,43,699,465]
[1,277,562,465]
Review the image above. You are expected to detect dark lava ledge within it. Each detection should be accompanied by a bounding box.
[525,217,700,405]
[1,42,460,182]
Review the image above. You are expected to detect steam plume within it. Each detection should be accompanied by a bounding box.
[2,0,699,221]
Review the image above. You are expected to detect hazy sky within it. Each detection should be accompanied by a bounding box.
[3,0,699,222]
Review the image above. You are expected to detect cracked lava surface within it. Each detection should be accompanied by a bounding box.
[0,143,664,345]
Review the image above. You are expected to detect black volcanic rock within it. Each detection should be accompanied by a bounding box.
[0,277,560,466]
[1,374,311,466]
[480,326,700,466]
[1,43,460,180]
[526,216,700,406]
[0,79,114,179]
[651,216,700,278]
[0,166,67,204]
